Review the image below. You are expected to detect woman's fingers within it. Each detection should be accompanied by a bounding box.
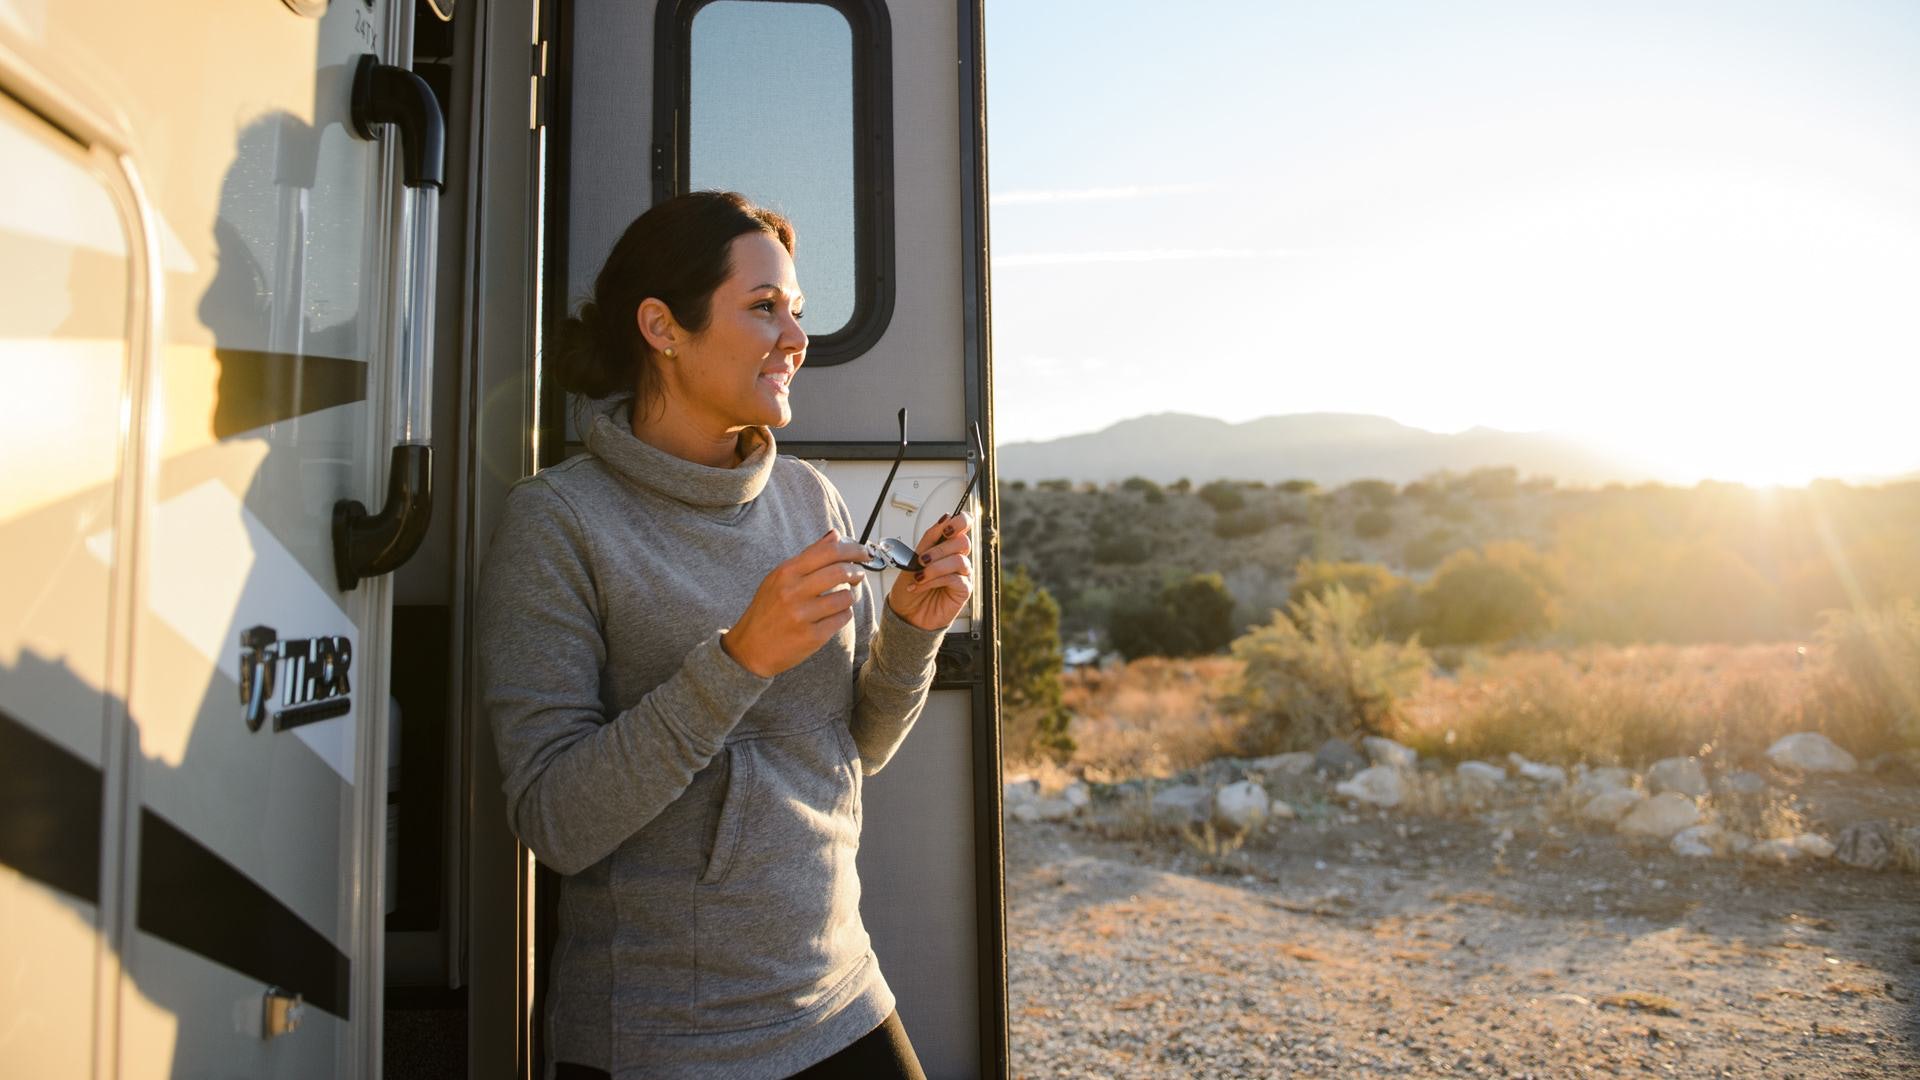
[906,552,973,590]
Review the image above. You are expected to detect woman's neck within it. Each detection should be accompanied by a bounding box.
[630,401,747,468]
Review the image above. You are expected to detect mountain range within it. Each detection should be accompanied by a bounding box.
[997,412,1672,488]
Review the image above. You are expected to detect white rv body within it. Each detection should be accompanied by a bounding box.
[0,0,1003,1076]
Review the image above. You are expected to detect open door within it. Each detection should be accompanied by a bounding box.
[534,0,1007,1074]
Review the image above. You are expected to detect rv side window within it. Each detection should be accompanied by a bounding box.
[662,0,894,366]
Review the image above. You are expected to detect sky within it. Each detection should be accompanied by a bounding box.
[983,0,1920,486]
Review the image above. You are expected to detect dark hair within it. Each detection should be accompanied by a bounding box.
[552,190,796,410]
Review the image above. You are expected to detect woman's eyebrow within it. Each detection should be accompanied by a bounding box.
[750,283,805,305]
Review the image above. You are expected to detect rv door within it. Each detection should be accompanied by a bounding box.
[520,1,1007,1075]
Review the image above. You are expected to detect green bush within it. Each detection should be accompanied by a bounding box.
[1288,558,1403,611]
[1091,533,1151,565]
[1212,507,1272,539]
[1343,479,1397,508]
[1107,573,1237,660]
[1169,477,1192,494]
[1037,478,1072,492]
[1230,585,1431,754]
[1403,527,1455,571]
[1354,508,1394,538]
[1416,541,1559,646]
[1121,475,1162,496]
[998,565,1075,761]
[1278,479,1319,495]
[1197,480,1246,513]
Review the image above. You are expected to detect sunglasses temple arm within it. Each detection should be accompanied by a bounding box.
[948,421,985,521]
[859,408,908,545]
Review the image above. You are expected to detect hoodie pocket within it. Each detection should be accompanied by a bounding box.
[698,744,754,886]
[829,719,863,831]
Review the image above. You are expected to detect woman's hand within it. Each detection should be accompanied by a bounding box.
[722,530,870,678]
[889,511,974,631]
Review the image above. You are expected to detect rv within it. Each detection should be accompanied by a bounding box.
[0,0,1004,1075]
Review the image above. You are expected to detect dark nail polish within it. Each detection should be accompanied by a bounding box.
[914,570,925,582]
[936,513,949,523]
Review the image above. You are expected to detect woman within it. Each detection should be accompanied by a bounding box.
[476,191,972,1079]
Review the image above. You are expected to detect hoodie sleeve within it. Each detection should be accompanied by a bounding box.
[476,479,773,874]
[811,466,946,775]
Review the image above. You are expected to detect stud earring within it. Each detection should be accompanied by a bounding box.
[664,347,676,358]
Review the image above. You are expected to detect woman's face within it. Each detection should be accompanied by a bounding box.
[669,231,808,431]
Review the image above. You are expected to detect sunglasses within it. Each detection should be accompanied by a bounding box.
[857,407,985,573]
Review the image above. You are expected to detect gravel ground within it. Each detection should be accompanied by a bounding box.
[1005,779,1920,1078]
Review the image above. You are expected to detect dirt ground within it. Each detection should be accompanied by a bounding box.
[1003,774,1920,1078]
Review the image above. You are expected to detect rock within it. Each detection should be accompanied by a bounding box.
[1616,793,1702,839]
[1793,833,1836,859]
[1362,736,1419,770]
[1269,799,1297,820]
[1003,778,1039,805]
[1213,780,1271,832]
[1895,826,1920,873]
[1314,739,1368,780]
[1713,770,1769,797]
[1862,753,1920,783]
[1456,761,1507,790]
[1727,833,1754,855]
[1764,732,1858,774]
[1062,781,1090,809]
[1834,822,1895,871]
[1749,838,1804,865]
[1149,784,1213,827]
[1645,757,1709,798]
[1009,798,1076,823]
[1507,752,1567,785]
[1671,824,1725,858]
[1335,765,1405,808]
[1581,789,1647,825]
[1572,766,1634,799]
[1248,752,1315,777]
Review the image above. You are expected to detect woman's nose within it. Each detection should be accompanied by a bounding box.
[780,312,808,356]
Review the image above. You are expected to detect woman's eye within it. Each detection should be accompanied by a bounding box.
[753,300,775,313]
[792,309,805,322]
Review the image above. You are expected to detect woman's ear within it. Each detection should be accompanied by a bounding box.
[636,297,681,356]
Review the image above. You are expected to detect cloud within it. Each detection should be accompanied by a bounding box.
[991,247,1320,267]
[990,182,1217,206]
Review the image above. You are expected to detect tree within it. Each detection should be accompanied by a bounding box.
[1416,541,1559,645]
[1106,572,1237,660]
[998,565,1075,760]
[1197,480,1246,513]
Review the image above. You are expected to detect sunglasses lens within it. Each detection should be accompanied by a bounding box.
[878,537,918,571]
[857,543,891,572]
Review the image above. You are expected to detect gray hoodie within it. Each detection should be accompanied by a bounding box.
[476,402,944,1078]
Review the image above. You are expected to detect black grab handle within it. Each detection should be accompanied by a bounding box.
[349,54,445,190]
[333,445,432,591]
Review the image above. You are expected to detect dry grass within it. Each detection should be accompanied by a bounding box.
[1057,656,1244,778]
[1049,639,1914,781]
[1393,641,1830,768]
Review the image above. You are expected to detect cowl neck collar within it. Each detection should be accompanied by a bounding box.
[584,398,777,509]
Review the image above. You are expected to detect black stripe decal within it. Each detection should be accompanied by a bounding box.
[137,808,351,1020]
[0,708,103,904]
[211,349,369,438]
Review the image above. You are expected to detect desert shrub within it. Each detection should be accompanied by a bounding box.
[1436,499,1474,523]
[1343,478,1397,508]
[1121,475,1162,496]
[1212,507,1272,539]
[1229,585,1431,755]
[1465,466,1519,500]
[1400,480,1433,501]
[1416,541,1559,646]
[1278,479,1318,495]
[1354,508,1394,539]
[1403,527,1456,571]
[1037,478,1072,492]
[1169,477,1192,494]
[1272,504,1308,526]
[1008,479,1027,491]
[999,565,1075,762]
[1288,558,1403,611]
[1392,642,1821,767]
[1091,532,1151,565]
[1815,599,1920,749]
[1197,480,1245,513]
[1108,573,1236,660]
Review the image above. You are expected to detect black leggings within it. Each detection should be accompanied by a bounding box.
[553,1011,926,1080]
